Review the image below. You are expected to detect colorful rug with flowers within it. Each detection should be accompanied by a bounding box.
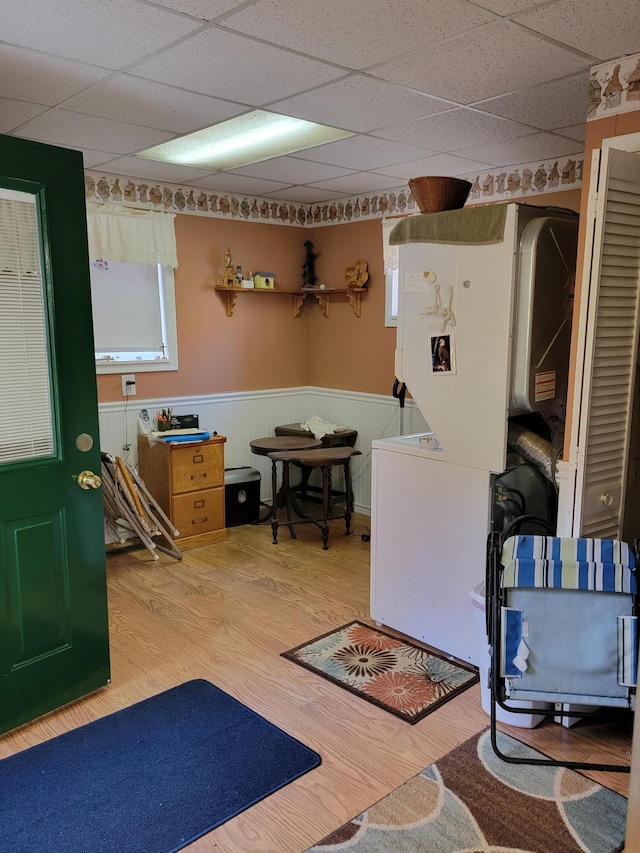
[281,621,478,724]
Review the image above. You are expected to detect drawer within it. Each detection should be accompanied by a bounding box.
[171,443,224,494]
[172,487,224,537]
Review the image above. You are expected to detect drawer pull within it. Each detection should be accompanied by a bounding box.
[193,454,204,463]
[194,499,205,508]
[192,517,208,524]
[191,472,208,479]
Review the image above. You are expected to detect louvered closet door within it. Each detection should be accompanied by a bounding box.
[576,147,640,538]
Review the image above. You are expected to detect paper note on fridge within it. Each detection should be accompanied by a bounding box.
[404,273,431,292]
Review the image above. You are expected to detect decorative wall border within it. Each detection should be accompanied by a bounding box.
[84,170,418,227]
[588,51,640,120]
[461,152,583,204]
[84,152,583,228]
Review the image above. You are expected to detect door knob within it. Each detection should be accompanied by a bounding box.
[600,492,614,507]
[77,470,102,490]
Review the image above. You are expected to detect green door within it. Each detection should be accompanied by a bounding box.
[0,134,110,735]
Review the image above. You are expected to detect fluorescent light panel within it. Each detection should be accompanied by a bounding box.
[136,110,354,171]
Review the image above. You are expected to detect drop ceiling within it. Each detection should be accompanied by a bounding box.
[2,0,638,203]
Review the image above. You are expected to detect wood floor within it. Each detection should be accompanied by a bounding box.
[0,514,633,851]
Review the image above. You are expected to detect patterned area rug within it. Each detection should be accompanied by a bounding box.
[281,621,478,724]
[304,729,627,853]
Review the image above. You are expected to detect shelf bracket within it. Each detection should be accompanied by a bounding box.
[293,293,305,318]
[346,290,362,317]
[313,292,330,318]
[221,289,239,317]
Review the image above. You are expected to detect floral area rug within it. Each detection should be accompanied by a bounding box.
[304,729,627,853]
[281,620,478,724]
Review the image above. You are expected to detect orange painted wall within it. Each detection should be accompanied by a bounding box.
[305,219,396,395]
[97,215,311,402]
[96,188,582,404]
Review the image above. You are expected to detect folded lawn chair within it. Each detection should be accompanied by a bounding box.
[487,515,638,772]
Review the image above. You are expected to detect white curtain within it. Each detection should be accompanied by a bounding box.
[382,217,401,275]
[86,203,178,268]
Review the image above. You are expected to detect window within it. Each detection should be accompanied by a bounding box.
[90,261,178,373]
[0,187,54,462]
[86,203,179,374]
[382,217,401,327]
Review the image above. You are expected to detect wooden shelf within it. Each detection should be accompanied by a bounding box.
[214,285,366,318]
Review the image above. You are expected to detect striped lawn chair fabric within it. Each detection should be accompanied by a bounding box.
[499,534,638,689]
[501,535,636,594]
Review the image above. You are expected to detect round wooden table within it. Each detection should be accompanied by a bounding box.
[249,435,322,522]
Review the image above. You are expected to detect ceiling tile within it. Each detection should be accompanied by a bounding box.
[89,155,216,182]
[0,98,49,132]
[14,109,175,155]
[373,108,533,150]
[513,0,640,62]
[265,186,349,202]
[131,27,344,104]
[231,156,355,184]
[554,123,585,142]
[79,149,133,168]
[0,44,111,105]
[371,19,591,103]
[0,0,597,202]
[456,131,583,166]
[64,75,247,133]
[145,0,244,21]
[377,153,497,179]
[292,136,434,170]
[269,75,455,133]
[471,71,589,130]
[308,173,406,194]
[220,0,497,70]
[182,173,291,195]
[0,0,205,70]
[470,0,548,13]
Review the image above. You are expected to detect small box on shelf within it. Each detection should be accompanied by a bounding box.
[254,272,275,289]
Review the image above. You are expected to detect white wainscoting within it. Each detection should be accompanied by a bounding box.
[98,386,428,514]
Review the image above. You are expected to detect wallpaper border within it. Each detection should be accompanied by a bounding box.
[84,149,583,229]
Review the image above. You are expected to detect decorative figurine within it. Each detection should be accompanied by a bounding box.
[302,240,319,288]
[218,245,237,288]
[345,259,369,289]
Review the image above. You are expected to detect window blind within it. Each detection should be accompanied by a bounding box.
[90,261,163,353]
[0,190,54,464]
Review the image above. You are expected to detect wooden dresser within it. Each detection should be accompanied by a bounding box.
[138,435,226,549]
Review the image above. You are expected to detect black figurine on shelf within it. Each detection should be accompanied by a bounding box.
[302,239,319,288]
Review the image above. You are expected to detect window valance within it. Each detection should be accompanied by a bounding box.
[86,203,178,268]
[382,216,403,275]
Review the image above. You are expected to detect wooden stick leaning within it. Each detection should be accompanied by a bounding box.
[101,461,160,560]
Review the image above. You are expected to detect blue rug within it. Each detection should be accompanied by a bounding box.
[0,679,321,853]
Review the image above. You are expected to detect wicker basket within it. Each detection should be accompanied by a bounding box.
[409,176,472,214]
